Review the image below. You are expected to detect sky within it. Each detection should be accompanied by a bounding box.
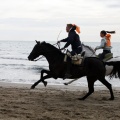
[0,0,120,42]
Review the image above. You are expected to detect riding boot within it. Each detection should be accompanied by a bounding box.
[63,61,72,80]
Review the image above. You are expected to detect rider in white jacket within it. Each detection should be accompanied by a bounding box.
[95,30,115,60]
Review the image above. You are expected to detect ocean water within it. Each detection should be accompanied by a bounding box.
[0,41,120,87]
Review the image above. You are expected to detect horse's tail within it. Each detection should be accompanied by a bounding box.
[105,61,120,79]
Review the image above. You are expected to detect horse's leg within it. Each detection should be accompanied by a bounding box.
[64,78,79,85]
[31,74,51,89]
[31,69,51,89]
[99,78,114,100]
[79,77,96,100]
[40,70,52,86]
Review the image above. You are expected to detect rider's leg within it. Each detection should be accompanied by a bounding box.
[75,47,85,57]
[63,48,83,80]
[63,57,72,80]
[99,50,111,60]
[99,52,104,60]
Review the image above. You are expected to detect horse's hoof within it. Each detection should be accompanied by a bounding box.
[31,85,35,89]
[64,83,68,85]
[44,81,47,87]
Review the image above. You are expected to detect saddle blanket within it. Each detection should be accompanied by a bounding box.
[64,54,83,65]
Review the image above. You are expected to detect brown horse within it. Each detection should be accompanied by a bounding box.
[28,41,114,100]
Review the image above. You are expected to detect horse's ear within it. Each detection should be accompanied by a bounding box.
[35,40,40,44]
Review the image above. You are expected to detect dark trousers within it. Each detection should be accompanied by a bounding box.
[65,47,82,78]
[66,57,71,70]
[99,50,111,60]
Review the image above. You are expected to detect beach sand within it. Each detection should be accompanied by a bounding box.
[0,82,120,120]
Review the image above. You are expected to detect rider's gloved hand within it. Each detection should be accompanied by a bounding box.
[57,40,61,44]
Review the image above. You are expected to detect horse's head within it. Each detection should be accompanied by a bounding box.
[82,43,96,57]
[28,40,45,61]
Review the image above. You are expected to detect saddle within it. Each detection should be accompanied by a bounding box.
[98,53,113,62]
[64,51,85,65]
[103,53,113,62]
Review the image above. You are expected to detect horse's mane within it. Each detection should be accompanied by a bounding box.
[41,42,63,54]
[82,43,95,53]
[41,42,95,55]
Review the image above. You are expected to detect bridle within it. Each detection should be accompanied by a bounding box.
[34,42,65,61]
[34,30,65,61]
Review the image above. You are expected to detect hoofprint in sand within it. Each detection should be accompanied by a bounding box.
[0,82,120,120]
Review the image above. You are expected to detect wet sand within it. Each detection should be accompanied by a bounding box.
[0,82,120,120]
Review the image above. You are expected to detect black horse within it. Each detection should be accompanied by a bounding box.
[28,41,114,100]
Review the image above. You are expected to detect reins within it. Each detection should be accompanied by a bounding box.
[89,51,96,57]
[34,43,96,62]
[82,44,96,57]
[34,56,44,61]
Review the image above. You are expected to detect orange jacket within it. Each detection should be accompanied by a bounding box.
[105,34,111,47]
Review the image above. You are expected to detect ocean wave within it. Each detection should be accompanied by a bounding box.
[0,63,26,67]
[0,64,48,73]
[0,56,46,61]
[0,57,27,61]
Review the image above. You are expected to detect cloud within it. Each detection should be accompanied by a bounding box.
[108,4,120,8]
[0,0,119,41]
[90,0,120,9]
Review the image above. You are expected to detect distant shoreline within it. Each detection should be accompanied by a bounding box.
[0,40,120,43]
